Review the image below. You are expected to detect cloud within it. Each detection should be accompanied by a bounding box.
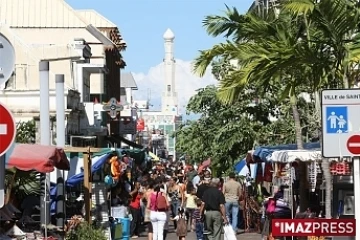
[132,59,217,113]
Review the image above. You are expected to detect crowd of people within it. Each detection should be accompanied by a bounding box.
[110,161,245,240]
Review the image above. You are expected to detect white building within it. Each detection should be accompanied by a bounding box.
[139,29,182,159]
[0,0,128,146]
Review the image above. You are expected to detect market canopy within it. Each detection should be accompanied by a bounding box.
[50,147,147,184]
[252,142,320,162]
[5,144,69,173]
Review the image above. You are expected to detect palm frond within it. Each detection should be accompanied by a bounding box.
[282,0,315,16]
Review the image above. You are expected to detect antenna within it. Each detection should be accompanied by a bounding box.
[148,88,151,102]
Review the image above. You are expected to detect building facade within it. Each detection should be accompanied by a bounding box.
[0,0,127,146]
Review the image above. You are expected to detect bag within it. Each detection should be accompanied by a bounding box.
[266,198,276,214]
[176,217,187,237]
[223,224,237,240]
[156,192,168,211]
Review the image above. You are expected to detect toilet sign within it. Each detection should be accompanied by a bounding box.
[321,89,360,157]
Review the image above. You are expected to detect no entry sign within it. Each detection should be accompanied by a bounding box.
[0,103,16,156]
[347,135,360,155]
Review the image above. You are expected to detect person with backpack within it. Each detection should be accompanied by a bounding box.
[147,184,170,240]
[171,207,187,240]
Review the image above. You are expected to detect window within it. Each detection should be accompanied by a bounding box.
[167,85,171,92]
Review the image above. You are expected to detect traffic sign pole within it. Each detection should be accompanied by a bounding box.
[0,31,16,209]
[0,154,5,208]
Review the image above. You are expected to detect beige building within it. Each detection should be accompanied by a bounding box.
[0,0,128,145]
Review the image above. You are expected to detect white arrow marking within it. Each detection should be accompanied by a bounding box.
[0,124,7,135]
[349,143,360,147]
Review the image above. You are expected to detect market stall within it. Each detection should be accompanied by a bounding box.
[0,143,70,239]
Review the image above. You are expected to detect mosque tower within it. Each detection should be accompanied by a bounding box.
[161,28,178,114]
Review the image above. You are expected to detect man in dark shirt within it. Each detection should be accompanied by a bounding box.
[196,178,210,199]
[201,178,228,240]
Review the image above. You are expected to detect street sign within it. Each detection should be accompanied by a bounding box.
[347,135,360,155]
[0,33,16,86]
[0,103,16,156]
[325,106,348,133]
[321,89,360,157]
[103,97,123,119]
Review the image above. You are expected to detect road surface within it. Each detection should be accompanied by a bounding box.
[137,228,260,240]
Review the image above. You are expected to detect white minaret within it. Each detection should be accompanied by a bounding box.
[161,28,178,114]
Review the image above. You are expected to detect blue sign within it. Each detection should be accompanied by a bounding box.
[326,106,348,134]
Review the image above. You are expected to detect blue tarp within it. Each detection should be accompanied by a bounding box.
[50,152,112,214]
[234,159,246,173]
[66,153,111,187]
[234,142,321,173]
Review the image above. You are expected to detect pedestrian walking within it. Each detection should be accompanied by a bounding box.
[168,177,181,230]
[201,178,228,240]
[129,181,142,239]
[193,199,204,240]
[171,207,187,240]
[223,172,242,232]
[148,184,170,240]
[184,188,197,231]
[143,179,155,240]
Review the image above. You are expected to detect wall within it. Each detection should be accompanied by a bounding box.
[10,28,105,91]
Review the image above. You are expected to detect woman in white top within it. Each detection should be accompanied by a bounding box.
[184,187,197,231]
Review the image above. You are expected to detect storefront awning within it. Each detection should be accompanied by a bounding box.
[5,144,70,173]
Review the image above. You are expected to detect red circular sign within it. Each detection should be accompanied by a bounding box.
[137,118,145,131]
[347,135,360,155]
[0,103,16,156]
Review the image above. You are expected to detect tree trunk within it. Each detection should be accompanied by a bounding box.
[321,156,332,218]
[5,170,17,204]
[291,100,308,212]
[291,103,303,150]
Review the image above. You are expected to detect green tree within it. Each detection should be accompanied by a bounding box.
[175,84,310,175]
[15,120,36,143]
[193,0,360,214]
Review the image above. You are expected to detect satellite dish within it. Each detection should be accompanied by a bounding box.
[0,33,15,86]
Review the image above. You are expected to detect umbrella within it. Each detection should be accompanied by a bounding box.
[0,206,15,219]
[6,225,25,236]
[5,144,70,173]
[18,215,35,223]
[0,209,13,221]
[0,234,11,240]
[4,204,21,214]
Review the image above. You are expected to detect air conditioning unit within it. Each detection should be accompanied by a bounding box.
[70,135,97,147]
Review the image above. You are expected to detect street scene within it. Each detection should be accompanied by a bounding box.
[0,0,360,240]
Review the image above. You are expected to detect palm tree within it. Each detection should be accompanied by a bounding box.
[193,0,360,216]
[284,0,360,219]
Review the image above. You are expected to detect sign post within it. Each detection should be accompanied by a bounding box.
[321,89,360,240]
[0,103,16,208]
[0,32,16,209]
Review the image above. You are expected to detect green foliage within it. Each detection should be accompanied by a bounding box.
[5,169,41,200]
[16,120,36,143]
[175,85,315,175]
[5,120,38,204]
[66,222,107,240]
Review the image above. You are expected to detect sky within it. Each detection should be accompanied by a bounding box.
[66,0,254,112]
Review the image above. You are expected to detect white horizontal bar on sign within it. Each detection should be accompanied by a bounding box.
[348,143,360,147]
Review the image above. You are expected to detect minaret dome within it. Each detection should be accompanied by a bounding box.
[163,28,175,40]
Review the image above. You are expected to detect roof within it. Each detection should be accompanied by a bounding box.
[76,9,116,28]
[121,72,138,90]
[0,0,87,28]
